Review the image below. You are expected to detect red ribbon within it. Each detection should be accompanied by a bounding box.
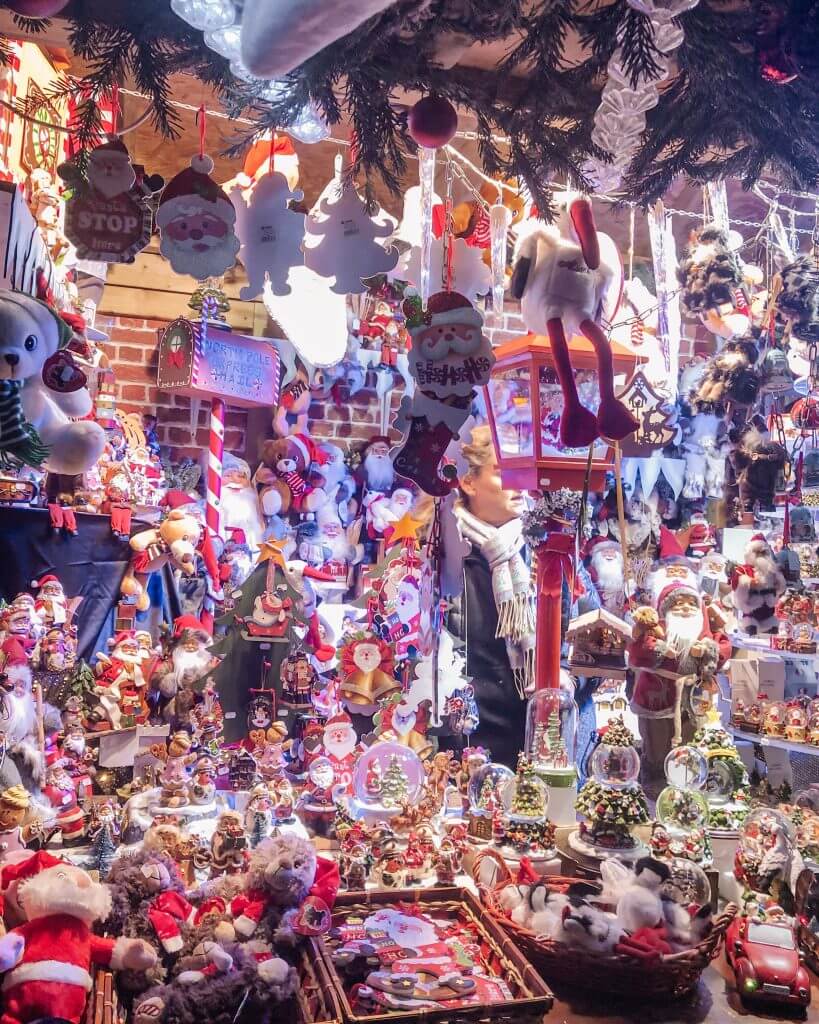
[167,349,185,368]
[536,533,575,599]
[197,104,206,159]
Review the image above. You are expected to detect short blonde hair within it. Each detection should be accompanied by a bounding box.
[460,424,495,481]
[0,785,30,811]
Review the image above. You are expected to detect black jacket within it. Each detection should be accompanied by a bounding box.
[446,545,527,769]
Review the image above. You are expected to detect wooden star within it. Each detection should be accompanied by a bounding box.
[257,537,288,567]
[388,512,424,546]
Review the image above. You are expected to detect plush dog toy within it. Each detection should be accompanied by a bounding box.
[0,290,105,472]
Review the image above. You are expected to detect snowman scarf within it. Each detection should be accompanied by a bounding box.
[455,507,535,694]
[0,380,48,468]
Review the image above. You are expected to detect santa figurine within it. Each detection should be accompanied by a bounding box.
[730,535,787,636]
[0,854,156,1024]
[322,712,358,793]
[93,631,151,731]
[150,616,215,719]
[629,576,731,778]
[356,435,395,494]
[315,505,361,590]
[30,575,68,628]
[583,536,626,617]
[220,454,266,554]
[686,512,716,560]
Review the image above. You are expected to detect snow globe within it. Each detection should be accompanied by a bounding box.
[654,749,711,867]
[571,716,648,861]
[661,856,712,910]
[466,761,514,842]
[525,679,578,825]
[347,741,425,825]
[495,755,558,873]
[735,807,798,903]
[691,724,750,829]
[763,700,786,737]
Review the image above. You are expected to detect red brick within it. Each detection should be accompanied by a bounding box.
[117,364,156,385]
[121,384,148,401]
[114,317,147,329]
[116,345,151,363]
[327,406,350,422]
[144,318,168,329]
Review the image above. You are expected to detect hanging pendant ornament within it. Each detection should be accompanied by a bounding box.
[392,290,495,496]
[302,163,398,294]
[4,0,69,14]
[408,95,458,149]
[230,134,306,299]
[61,135,152,264]
[490,199,512,316]
[157,108,240,280]
[418,148,437,307]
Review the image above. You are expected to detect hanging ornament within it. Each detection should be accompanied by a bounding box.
[418,148,437,306]
[490,201,512,315]
[61,137,152,264]
[4,0,69,13]
[616,369,676,456]
[648,201,682,394]
[756,2,799,84]
[407,95,458,149]
[263,266,348,367]
[230,166,306,299]
[302,179,398,294]
[157,152,240,280]
[397,235,490,305]
[170,0,235,31]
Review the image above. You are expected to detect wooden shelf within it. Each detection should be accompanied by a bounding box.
[731,726,819,756]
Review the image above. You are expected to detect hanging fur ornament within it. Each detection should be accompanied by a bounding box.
[777,255,819,338]
[728,419,788,515]
[755,1,800,84]
[690,339,760,413]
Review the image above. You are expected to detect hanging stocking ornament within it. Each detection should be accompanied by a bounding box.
[303,176,398,294]
[392,290,495,496]
[157,113,240,280]
[230,142,306,299]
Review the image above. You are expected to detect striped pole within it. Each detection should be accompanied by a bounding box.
[206,396,225,540]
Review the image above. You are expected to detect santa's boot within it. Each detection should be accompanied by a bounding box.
[392,415,458,497]
[580,318,639,442]
[547,318,598,447]
[305,611,334,663]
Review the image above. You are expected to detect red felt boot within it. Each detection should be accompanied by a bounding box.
[580,318,639,442]
[546,318,598,448]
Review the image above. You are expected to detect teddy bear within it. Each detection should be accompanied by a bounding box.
[630,606,665,643]
[0,855,157,1024]
[689,339,760,413]
[0,289,106,473]
[121,508,202,610]
[257,434,328,514]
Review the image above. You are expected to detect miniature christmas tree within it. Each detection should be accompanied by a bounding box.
[477,775,498,813]
[574,716,649,853]
[188,282,230,321]
[249,811,267,848]
[90,824,116,880]
[510,755,547,819]
[303,180,398,294]
[691,723,751,829]
[379,754,409,808]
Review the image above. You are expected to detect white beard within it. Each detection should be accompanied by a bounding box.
[364,452,395,492]
[170,645,212,687]
[160,230,239,279]
[23,867,111,926]
[322,530,351,562]
[1,687,37,747]
[665,608,705,672]
[591,554,625,612]
[221,485,265,551]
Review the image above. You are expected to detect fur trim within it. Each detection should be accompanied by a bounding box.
[3,959,92,990]
[233,914,258,938]
[3,664,31,689]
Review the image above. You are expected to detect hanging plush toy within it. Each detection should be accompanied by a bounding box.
[0,291,106,472]
[510,192,637,447]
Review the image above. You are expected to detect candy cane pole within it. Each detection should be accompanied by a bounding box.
[202,396,225,631]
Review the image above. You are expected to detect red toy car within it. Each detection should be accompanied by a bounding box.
[726,916,811,1010]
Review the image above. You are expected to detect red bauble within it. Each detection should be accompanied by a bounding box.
[4,0,70,14]
[408,95,458,149]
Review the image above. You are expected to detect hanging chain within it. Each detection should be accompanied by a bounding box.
[812,198,819,265]
[769,400,792,482]
[442,156,455,293]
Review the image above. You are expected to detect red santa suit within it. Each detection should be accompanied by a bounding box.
[629,582,730,719]
[147,890,197,954]
[0,913,128,1024]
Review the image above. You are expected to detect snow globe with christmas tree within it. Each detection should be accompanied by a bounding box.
[570,716,649,861]
[495,755,559,871]
[691,720,751,829]
[466,762,515,842]
[525,675,578,825]
[346,740,425,826]
[651,746,712,866]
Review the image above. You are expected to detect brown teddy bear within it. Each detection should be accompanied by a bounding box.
[256,434,327,515]
[630,606,665,643]
[122,509,202,610]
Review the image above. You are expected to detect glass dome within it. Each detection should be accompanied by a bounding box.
[351,742,425,814]
[525,683,578,783]
[656,786,710,832]
[501,757,549,822]
[467,762,515,815]
[664,746,708,790]
[661,857,712,908]
[589,717,641,788]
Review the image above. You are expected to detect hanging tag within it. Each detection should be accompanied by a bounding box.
[42,350,87,393]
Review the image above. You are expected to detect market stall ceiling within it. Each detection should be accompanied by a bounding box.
[0,8,801,265]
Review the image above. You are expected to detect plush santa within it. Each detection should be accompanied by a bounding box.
[363,490,398,540]
[584,536,625,616]
[322,712,358,792]
[315,504,360,584]
[30,575,67,627]
[357,435,395,493]
[151,616,215,708]
[0,639,54,787]
[0,855,156,1024]
[730,535,786,636]
[629,578,730,773]
[156,155,240,280]
[685,513,716,560]
[220,454,266,554]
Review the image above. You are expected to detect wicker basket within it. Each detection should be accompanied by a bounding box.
[296,944,345,1024]
[312,885,553,1024]
[473,848,738,1001]
[85,970,124,1024]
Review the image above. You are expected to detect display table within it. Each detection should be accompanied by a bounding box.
[0,507,179,659]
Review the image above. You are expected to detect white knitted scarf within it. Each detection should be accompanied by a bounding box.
[455,506,535,694]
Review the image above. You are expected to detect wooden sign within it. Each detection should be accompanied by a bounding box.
[617,368,676,456]
[156,317,280,409]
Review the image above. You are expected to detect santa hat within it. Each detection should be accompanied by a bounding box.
[161,489,199,511]
[290,433,329,469]
[91,136,130,163]
[582,536,620,561]
[242,132,298,181]
[325,711,353,731]
[656,581,701,618]
[110,630,136,649]
[228,528,247,546]
[173,615,209,638]
[1,850,64,893]
[365,435,392,450]
[405,290,482,335]
[658,526,685,560]
[1,638,29,668]
[199,529,221,588]
[56,804,86,840]
[156,155,236,230]
[30,574,59,590]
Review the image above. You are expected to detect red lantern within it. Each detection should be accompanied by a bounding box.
[484,332,637,492]
[407,95,458,149]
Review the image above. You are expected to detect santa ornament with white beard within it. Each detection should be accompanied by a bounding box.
[584,536,625,616]
[356,435,395,494]
[157,154,240,280]
[150,616,215,721]
[220,454,266,553]
[322,711,358,791]
[93,631,153,730]
[729,534,786,635]
[628,578,731,771]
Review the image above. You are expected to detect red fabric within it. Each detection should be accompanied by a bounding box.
[312,856,340,908]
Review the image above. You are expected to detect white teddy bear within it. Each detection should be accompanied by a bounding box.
[0,290,105,474]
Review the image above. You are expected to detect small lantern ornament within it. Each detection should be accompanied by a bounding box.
[484,332,635,492]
